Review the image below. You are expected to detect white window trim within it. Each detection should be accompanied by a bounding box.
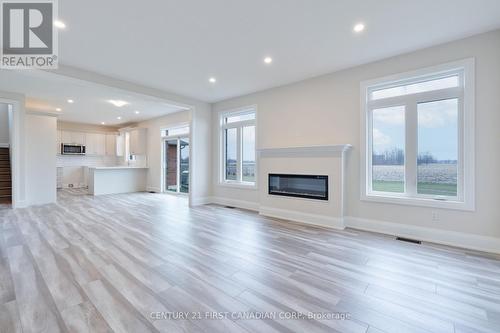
[219,106,258,189]
[360,58,475,211]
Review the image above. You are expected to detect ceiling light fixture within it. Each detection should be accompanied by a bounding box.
[54,20,66,29]
[353,23,365,33]
[67,99,74,103]
[108,100,129,107]
[55,108,62,111]
[135,110,140,114]
[209,77,217,83]
[264,56,273,64]
[101,122,106,125]
[117,116,122,120]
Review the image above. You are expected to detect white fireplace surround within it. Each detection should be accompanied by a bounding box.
[257,144,352,229]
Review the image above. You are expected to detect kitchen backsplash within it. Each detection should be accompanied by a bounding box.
[56,155,123,168]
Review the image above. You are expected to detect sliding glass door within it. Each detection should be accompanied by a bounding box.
[163,136,190,194]
[179,138,189,193]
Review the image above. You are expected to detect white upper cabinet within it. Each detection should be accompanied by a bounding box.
[58,130,123,157]
[105,134,117,156]
[129,128,147,155]
[86,133,106,156]
[61,130,85,145]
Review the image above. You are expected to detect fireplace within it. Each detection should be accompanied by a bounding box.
[268,174,329,201]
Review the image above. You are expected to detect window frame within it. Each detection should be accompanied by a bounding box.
[360,59,475,211]
[219,106,257,189]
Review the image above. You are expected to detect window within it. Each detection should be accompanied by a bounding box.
[220,107,256,186]
[361,59,474,210]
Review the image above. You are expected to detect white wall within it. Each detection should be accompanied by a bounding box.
[26,114,57,205]
[212,29,500,240]
[190,104,212,205]
[58,121,120,133]
[0,103,9,145]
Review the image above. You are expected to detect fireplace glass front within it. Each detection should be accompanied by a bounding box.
[268,174,328,200]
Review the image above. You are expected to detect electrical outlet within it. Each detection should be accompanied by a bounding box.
[431,211,440,222]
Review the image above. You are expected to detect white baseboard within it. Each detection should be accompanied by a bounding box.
[210,196,260,211]
[63,183,87,189]
[12,199,26,209]
[260,206,345,230]
[146,186,161,193]
[345,216,500,254]
[201,196,500,254]
[190,196,212,206]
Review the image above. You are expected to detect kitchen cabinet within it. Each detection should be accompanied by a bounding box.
[59,130,121,156]
[86,133,106,156]
[105,134,117,156]
[129,128,147,155]
[61,131,86,145]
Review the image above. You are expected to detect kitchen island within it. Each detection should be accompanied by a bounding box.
[88,166,148,196]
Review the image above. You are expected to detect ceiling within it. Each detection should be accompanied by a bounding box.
[55,0,500,102]
[0,70,187,126]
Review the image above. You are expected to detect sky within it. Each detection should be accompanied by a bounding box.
[226,125,256,162]
[373,98,458,161]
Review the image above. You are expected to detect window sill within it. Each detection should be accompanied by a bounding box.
[218,181,258,190]
[361,193,474,211]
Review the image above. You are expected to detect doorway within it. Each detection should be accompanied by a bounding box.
[163,135,190,194]
[0,102,13,209]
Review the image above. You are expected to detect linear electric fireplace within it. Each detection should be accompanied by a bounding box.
[268,174,329,201]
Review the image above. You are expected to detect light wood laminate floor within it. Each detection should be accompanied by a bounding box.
[1,189,500,333]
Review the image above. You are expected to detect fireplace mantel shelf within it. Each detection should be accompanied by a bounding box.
[258,144,352,157]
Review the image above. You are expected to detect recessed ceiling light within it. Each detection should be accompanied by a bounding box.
[55,108,62,111]
[353,23,365,33]
[117,116,122,120]
[108,100,129,107]
[101,122,106,125]
[54,20,66,29]
[209,77,217,83]
[135,110,140,114]
[264,56,273,64]
[67,99,74,103]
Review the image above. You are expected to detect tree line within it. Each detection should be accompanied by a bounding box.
[373,148,456,165]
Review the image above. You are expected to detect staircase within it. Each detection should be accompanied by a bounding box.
[0,147,11,204]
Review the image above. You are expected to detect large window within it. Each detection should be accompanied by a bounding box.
[220,107,256,186]
[361,59,475,210]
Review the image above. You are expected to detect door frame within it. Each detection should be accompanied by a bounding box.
[0,94,25,208]
[161,132,190,195]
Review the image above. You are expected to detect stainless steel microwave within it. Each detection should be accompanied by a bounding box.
[61,143,86,155]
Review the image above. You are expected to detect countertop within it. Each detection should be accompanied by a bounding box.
[89,166,149,170]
